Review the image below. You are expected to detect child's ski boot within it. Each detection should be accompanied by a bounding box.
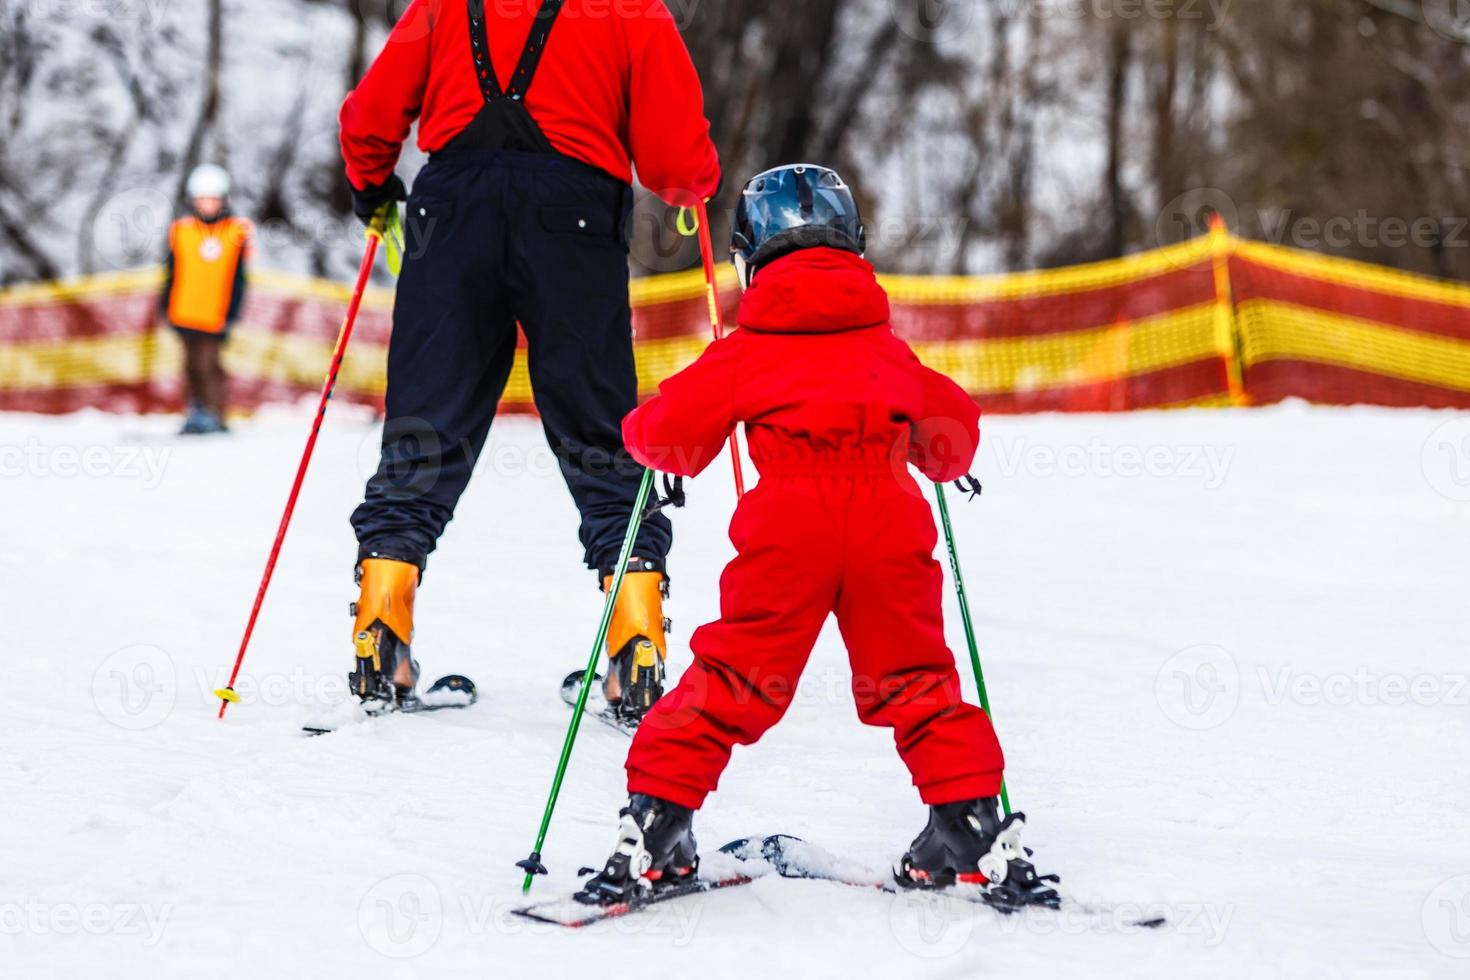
[349,556,422,712]
[895,797,1060,908]
[576,794,699,905]
[601,560,670,725]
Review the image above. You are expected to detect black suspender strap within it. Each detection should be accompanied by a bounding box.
[465,0,567,104]
[507,0,566,100]
[466,0,503,101]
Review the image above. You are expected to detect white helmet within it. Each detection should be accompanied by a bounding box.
[186,164,231,200]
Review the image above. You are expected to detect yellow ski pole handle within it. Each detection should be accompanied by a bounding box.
[676,206,698,238]
[367,206,405,276]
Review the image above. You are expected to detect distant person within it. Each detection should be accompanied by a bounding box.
[337,1,720,718]
[160,164,252,435]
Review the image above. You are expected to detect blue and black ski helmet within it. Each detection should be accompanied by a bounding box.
[731,164,866,275]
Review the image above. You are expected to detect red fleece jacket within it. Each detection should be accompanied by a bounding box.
[339,0,720,204]
[623,248,981,483]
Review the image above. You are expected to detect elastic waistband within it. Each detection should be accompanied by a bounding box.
[756,458,905,480]
[426,148,626,185]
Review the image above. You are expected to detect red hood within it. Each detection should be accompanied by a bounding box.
[736,248,891,335]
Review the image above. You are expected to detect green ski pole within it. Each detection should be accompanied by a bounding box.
[934,480,1012,817]
[519,468,657,893]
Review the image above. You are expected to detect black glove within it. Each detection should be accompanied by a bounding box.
[351,174,407,227]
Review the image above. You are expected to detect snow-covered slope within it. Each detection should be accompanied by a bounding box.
[3,404,1468,978]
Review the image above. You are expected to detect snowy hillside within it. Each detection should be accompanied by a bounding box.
[4,404,1469,978]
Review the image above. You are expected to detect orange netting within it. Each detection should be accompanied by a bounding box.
[2,223,1467,416]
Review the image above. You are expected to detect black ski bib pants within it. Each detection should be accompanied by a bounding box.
[351,0,672,577]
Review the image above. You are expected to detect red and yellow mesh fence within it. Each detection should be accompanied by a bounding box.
[1229,240,1470,408]
[1,224,1467,416]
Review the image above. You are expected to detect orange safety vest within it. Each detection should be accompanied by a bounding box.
[166,216,252,333]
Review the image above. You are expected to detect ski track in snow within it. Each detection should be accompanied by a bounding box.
[3,403,1469,979]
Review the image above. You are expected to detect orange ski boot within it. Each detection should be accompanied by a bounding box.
[350,557,422,711]
[601,560,670,724]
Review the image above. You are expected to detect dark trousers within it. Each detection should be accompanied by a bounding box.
[351,150,672,574]
[176,327,228,418]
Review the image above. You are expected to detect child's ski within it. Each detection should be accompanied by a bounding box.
[513,836,1167,930]
[302,674,479,736]
[558,669,638,737]
[723,835,1168,928]
[512,870,755,928]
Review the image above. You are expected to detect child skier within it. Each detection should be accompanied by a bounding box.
[160,164,252,435]
[578,165,1054,904]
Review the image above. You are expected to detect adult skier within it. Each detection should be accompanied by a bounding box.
[578,165,1054,903]
[337,1,720,719]
[160,164,251,435]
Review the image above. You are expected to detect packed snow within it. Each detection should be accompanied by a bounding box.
[3,403,1469,978]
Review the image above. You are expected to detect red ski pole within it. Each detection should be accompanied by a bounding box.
[215,233,380,718]
[693,200,746,498]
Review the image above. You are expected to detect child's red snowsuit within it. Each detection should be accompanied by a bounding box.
[620,247,1004,810]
